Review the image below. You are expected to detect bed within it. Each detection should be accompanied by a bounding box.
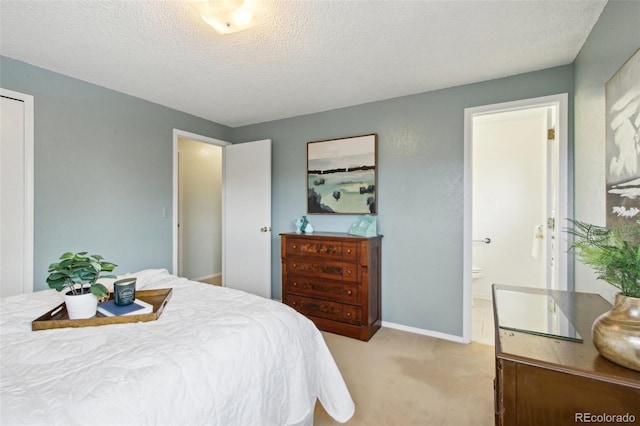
[0,269,355,425]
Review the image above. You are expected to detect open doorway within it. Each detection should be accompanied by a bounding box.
[172,131,272,298]
[172,130,230,282]
[178,138,222,281]
[462,94,570,345]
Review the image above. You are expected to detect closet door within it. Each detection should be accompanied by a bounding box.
[0,89,34,296]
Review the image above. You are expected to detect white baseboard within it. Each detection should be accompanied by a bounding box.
[381,321,465,344]
[192,272,221,282]
[472,293,492,301]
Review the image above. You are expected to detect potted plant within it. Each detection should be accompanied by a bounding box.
[567,220,640,371]
[46,252,117,319]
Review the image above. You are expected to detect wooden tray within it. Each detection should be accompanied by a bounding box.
[32,288,173,331]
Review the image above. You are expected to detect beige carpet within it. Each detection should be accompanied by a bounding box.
[314,327,495,426]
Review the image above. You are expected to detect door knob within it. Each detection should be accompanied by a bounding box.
[260,226,271,232]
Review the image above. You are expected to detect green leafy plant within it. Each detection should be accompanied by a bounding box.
[567,220,640,298]
[46,252,117,298]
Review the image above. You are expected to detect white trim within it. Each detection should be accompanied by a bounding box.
[1,88,34,293]
[172,129,230,276]
[462,93,569,344]
[381,321,466,343]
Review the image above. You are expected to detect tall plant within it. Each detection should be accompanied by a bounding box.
[567,220,640,298]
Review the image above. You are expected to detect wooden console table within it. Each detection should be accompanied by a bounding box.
[493,284,640,426]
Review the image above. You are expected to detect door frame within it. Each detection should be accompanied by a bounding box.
[462,93,570,343]
[172,129,230,276]
[0,88,34,293]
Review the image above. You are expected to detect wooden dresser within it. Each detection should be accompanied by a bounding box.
[280,232,382,341]
[493,284,640,426]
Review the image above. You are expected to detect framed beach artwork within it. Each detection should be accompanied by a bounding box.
[605,48,640,227]
[307,134,377,215]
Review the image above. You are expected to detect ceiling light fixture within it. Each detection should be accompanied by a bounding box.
[189,0,255,35]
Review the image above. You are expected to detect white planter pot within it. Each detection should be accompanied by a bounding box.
[64,288,98,319]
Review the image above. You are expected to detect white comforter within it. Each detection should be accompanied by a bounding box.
[0,269,355,426]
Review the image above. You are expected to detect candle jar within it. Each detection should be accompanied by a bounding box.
[113,278,136,306]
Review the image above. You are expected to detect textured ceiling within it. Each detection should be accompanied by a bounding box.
[0,0,607,127]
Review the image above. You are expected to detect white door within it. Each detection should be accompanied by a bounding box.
[545,109,559,291]
[223,139,272,298]
[0,89,34,296]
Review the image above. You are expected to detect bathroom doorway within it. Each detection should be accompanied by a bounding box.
[462,94,570,344]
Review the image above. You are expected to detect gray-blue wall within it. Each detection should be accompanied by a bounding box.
[573,0,640,297]
[2,0,636,337]
[232,65,574,336]
[0,56,572,338]
[0,56,232,288]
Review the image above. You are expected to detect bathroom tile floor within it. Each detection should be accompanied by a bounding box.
[472,297,495,346]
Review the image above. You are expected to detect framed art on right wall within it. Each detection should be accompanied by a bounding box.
[605,48,640,227]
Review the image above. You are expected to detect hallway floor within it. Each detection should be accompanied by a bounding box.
[472,298,495,346]
[199,275,222,286]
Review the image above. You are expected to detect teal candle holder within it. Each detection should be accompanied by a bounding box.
[113,278,136,306]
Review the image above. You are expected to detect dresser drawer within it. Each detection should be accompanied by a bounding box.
[285,259,359,282]
[285,276,359,304]
[284,294,362,325]
[286,239,358,262]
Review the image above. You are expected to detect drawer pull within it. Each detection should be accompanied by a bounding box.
[346,312,351,317]
[292,282,298,287]
[347,290,352,295]
[292,244,297,249]
[347,270,352,275]
[292,263,297,268]
[292,301,297,306]
[347,249,352,254]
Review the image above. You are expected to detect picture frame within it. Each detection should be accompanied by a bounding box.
[605,48,640,227]
[307,134,378,215]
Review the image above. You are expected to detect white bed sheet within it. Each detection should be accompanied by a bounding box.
[0,269,355,426]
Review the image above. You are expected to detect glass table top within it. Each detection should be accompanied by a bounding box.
[494,288,582,342]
